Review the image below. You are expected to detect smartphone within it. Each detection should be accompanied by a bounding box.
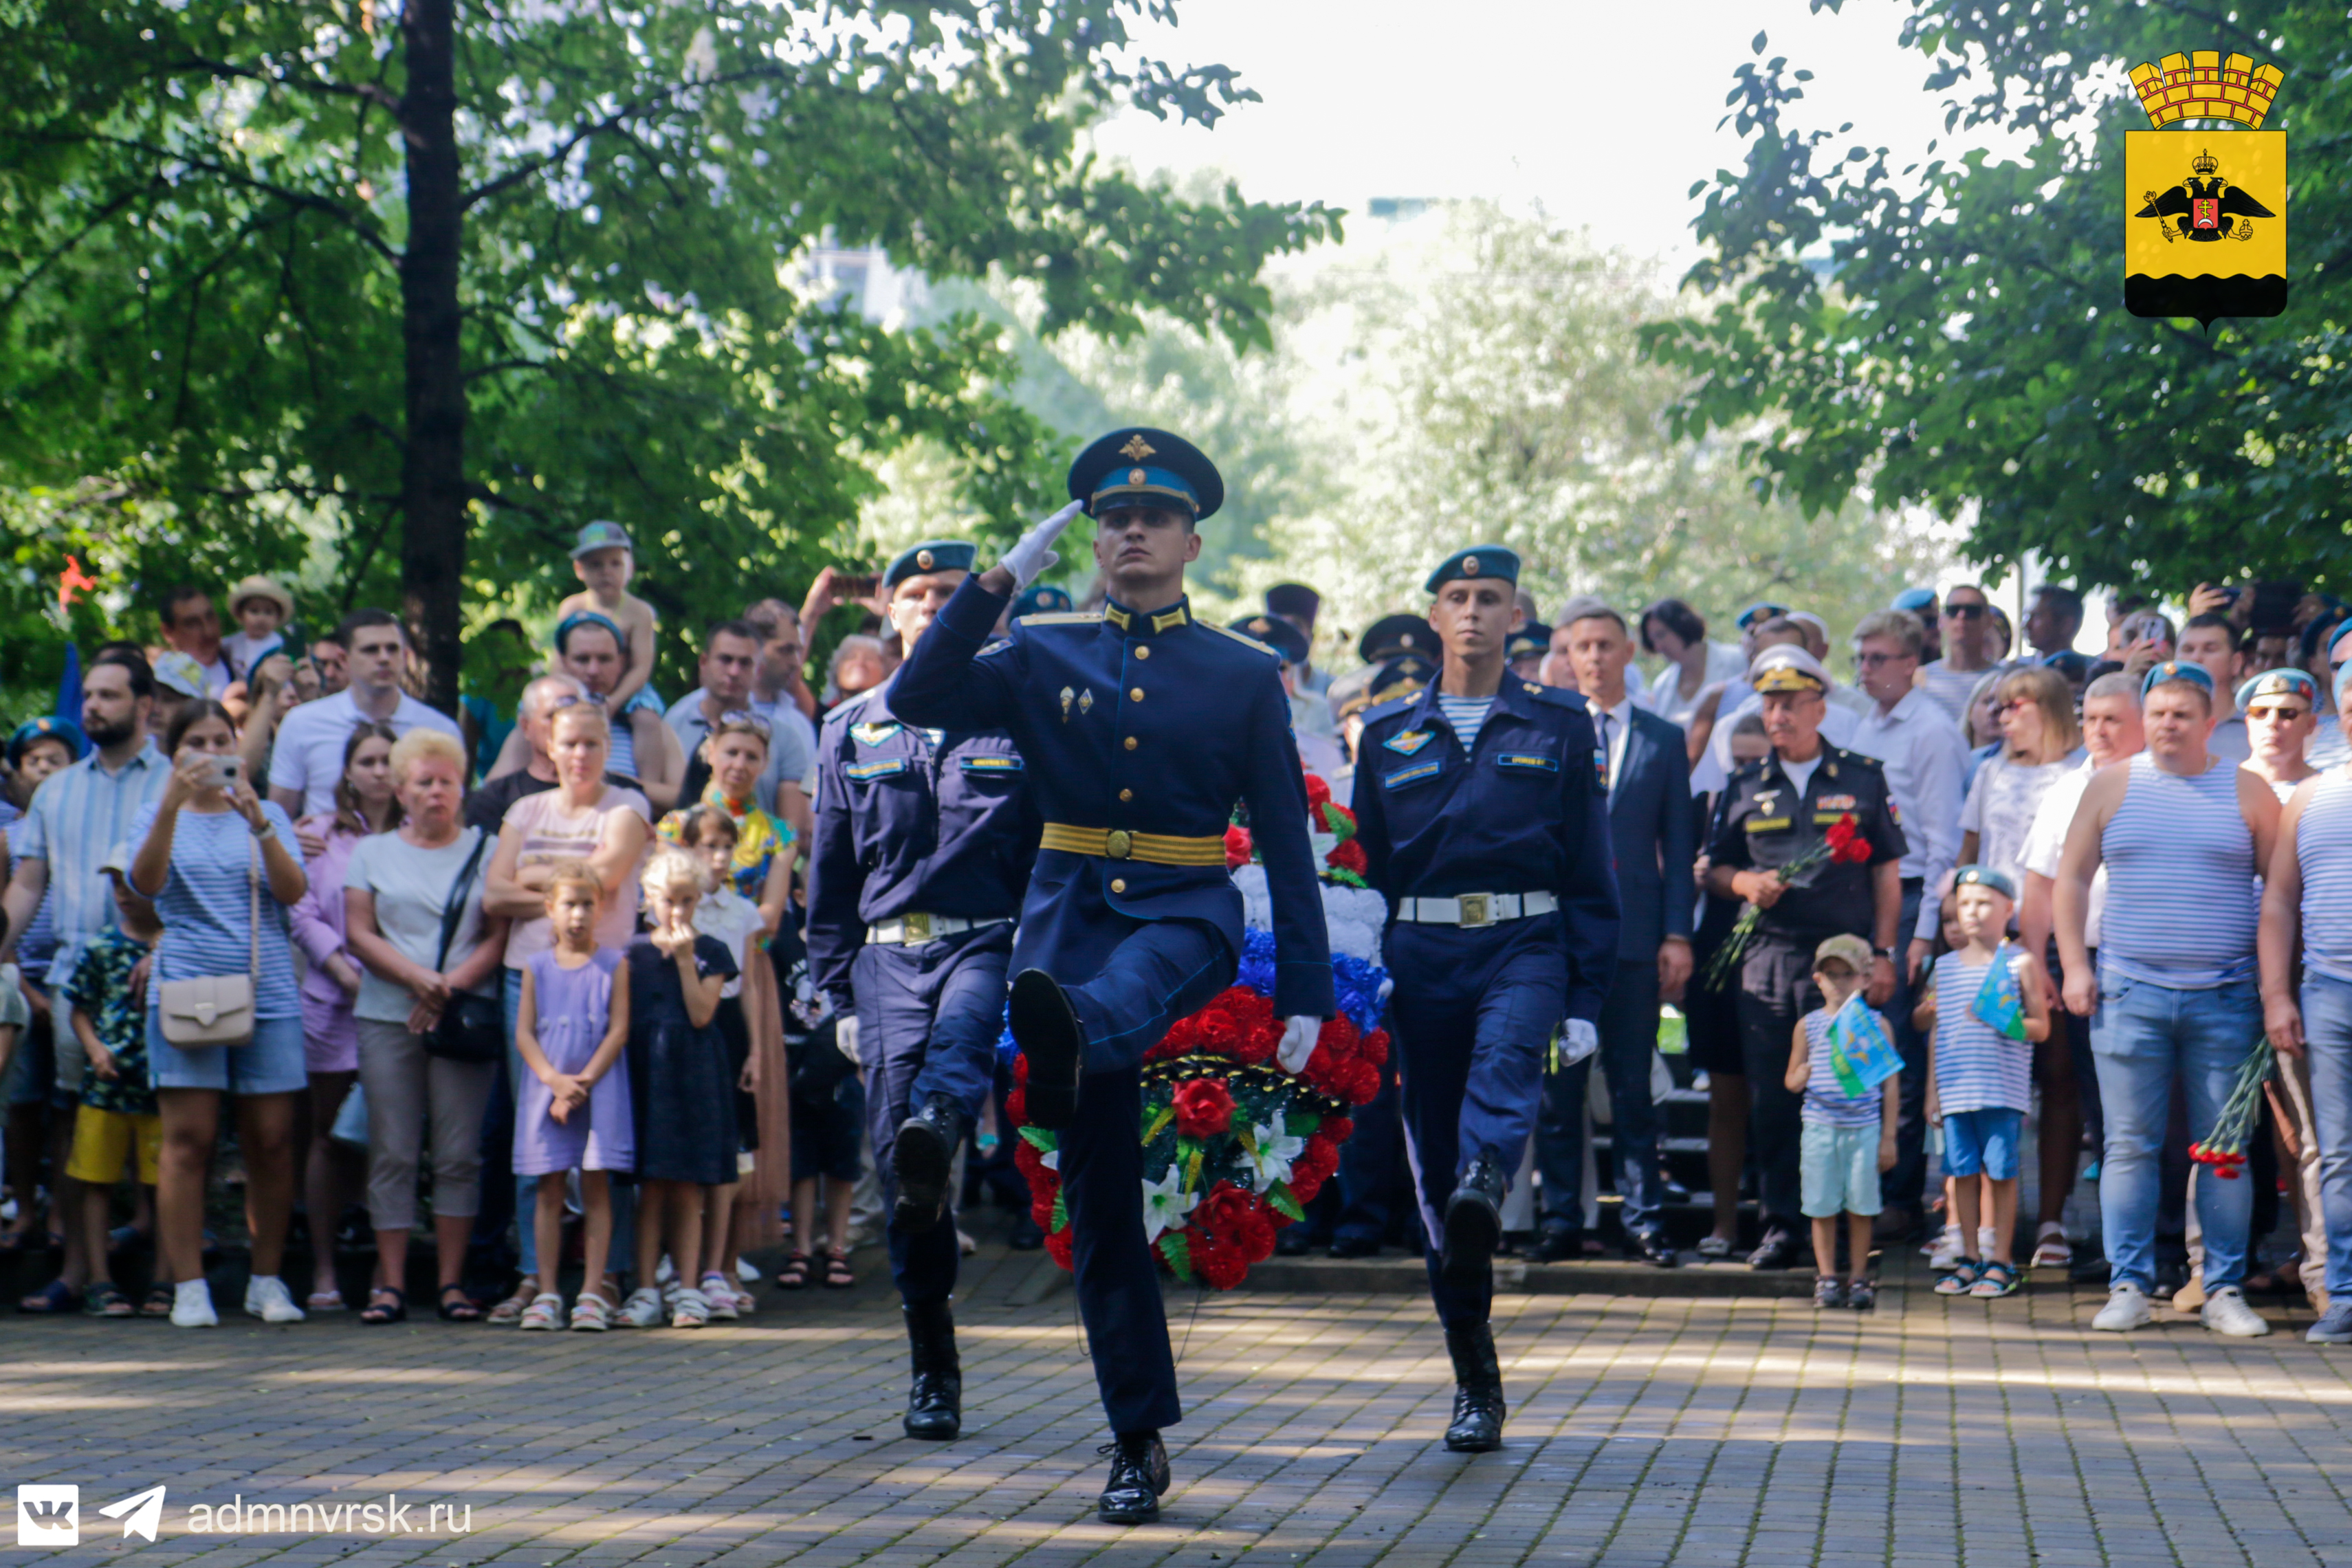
[839,573,880,599]
[208,756,241,789]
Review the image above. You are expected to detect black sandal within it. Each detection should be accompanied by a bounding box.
[775,1252,812,1291]
[359,1287,407,1325]
[437,1283,483,1323]
[822,1250,855,1289]
[139,1285,175,1318]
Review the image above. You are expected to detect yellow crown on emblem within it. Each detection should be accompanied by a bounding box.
[2129,51,2282,129]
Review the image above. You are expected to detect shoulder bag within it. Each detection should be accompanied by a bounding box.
[425,829,505,1063]
[157,831,259,1048]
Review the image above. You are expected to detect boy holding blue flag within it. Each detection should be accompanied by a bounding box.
[1915,865,2051,1300]
[1785,934,1902,1309]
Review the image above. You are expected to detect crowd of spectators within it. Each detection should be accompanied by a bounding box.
[2,540,2347,1345]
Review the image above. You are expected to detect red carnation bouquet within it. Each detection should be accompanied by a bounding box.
[1702,810,1873,991]
[2188,1038,2276,1180]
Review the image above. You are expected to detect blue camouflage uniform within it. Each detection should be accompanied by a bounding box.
[804,626,1037,1307]
[890,431,1334,1439]
[1351,549,1620,1328]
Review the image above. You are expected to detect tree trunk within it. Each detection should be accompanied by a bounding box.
[399,0,466,714]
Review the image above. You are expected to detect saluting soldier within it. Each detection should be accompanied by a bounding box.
[804,539,1038,1441]
[891,428,1332,1525]
[1702,644,1907,1271]
[1351,546,1620,1453]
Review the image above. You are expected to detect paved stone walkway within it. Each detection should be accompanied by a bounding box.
[8,1252,2351,1567]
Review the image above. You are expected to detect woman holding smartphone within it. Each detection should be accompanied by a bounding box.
[129,700,311,1327]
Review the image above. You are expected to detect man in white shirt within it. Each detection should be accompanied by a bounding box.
[1845,608,1970,1234]
[267,610,461,820]
[1917,583,2001,725]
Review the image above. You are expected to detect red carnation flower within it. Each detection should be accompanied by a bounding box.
[1319,1015,1360,1059]
[1357,1030,1389,1069]
[1342,1059,1381,1105]
[1191,1004,1240,1053]
[1005,1086,1028,1127]
[1014,1138,1047,1184]
[1224,824,1255,868]
[1234,1016,1281,1067]
[1304,773,1332,811]
[1325,837,1368,876]
[1013,1053,1029,1086]
[1046,1227,1075,1270]
[1321,1116,1355,1146]
[1191,1234,1248,1290]
[1031,1186,1058,1231]
[1172,1077,1237,1138]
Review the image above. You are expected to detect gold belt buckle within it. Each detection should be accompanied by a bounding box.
[901,912,933,942]
[1105,829,1133,859]
[1457,893,1492,929]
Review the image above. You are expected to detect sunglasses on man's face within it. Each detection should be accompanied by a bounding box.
[2247,703,2311,722]
[1944,602,1987,619]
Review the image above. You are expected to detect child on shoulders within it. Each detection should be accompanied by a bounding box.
[556,522,661,716]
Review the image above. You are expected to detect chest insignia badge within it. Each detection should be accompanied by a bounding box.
[1818,793,1858,812]
[1383,730,1433,755]
[1754,790,1780,815]
[1079,688,1094,715]
[1060,685,1075,722]
[851,721,901,748]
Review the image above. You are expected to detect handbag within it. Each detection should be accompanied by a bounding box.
[157,833,260,1048]
[425,829,504,1063]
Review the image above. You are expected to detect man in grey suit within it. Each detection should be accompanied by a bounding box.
[1532,599,1695,1267]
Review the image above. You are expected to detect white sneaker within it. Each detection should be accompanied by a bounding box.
[655,1253,677,1285]
[171,1280,218,1327]
[1928,1225,1964,1270]
[733,1256,762,1283]
[243,1275,306,1324]
[616,1287,665,1329]
[2092,1281,2153,1332]
[2201,1285,2273,1338]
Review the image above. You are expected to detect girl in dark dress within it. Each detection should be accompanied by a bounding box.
[626,848,738,1327]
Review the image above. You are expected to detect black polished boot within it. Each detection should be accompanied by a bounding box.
[1442,1321,1506,1452]
[901,1298,962,1439]
[893,1093,966,1233]
[1096,1429,1171,1523]
[1440,1154,1506,1288]
[1009,969,1083,1129]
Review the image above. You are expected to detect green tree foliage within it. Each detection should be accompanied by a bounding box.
[0,0,1336,707]
[1642,2,2352,593]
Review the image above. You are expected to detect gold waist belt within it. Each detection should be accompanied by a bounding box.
[1038,822,1229,868]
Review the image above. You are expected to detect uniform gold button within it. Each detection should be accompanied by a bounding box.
[1119,788,1133,802]
[1123,736,1138,751]
[1130,687,1144,702]
[1135,646,1151,660]
[1110,879,1127,894]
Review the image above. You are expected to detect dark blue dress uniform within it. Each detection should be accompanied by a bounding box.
[1706,729,1906,1246]
[891,433,1333,1450]
[1350,551,1621,1332]
[804,667,1036,1309]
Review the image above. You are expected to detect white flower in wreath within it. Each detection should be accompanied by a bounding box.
[1238,1120,1306,1191]
[1141,1169,1198,1244]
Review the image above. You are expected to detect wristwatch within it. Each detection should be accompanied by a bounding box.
[1873,947,1895,962]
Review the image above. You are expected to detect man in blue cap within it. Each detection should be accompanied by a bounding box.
[1350,544,1620,1453]
[806,538,1037,1441]
[1893,587,1944,664]
[890,428,1332,1524]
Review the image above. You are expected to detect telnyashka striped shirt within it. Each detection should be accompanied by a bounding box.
[2098,753,2258,988]
[1931,948,2033,1114]
[1436,695,1495,757]
[1799,1007,1884,1128]
[2298,770,2352,984]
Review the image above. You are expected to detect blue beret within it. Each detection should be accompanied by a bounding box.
[885,539,976,591]
[1737,601,1792,630]
[2142,660,2216,701]
[1067,428,1223,522]
[2328,619,2352,662]
[1230,614,1309,664]
[553,610,626,653]
[1012,583,1075,619]
[1891,587,1938,614]
[1953,864,2018,901]
[1506,622,1551,661]
[6,716,87,767]
[1425,546,1519,593]
[2238,667,2316,711]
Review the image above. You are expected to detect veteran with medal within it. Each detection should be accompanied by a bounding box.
[890,428,1333,1525]
[1703,645,1908,1272]
[806,538,1038,1442]
[1350,545,1620,1454]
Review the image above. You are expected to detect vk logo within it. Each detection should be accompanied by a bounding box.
[17,1485,78,1547]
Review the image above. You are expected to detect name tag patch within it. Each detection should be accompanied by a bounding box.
[1383,730,1433,755]
[852,721,902,748]
[1383,759,1443,790]
[1812,811,1851,826]
[1746,816,1792,832]
[958,755,1023,775]
[846,758,909,782]
[1495,753,1559,773]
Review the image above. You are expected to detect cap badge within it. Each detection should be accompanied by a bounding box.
[1250,618,1271,634]
[1119,434,1157,461]
[1461,555,1482,576]
[1399,632,1416,648]
[916,549,934,571]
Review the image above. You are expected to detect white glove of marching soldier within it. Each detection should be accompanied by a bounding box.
[1277,1015,1322,1074]
[1000,500,1086,592]
[833,1015,861,1068]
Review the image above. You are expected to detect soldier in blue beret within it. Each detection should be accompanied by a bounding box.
[1351,543,1621,1453]
[891,428,1332,1523]
[805,535,1033,1441]
[1506,621,1551,683]
[1011,582,1075,620]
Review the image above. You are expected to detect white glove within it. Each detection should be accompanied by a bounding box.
[1559,1018,1598,1067]
[833,1015,861,1068]
[1277,1015,1322,1074]
[1000,500,1086,592]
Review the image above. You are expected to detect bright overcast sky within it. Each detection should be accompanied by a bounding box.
[1092,0,2016,274]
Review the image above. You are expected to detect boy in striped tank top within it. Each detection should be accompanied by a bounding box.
[1914,867,2049,1300]
[1785,935,1900,1310]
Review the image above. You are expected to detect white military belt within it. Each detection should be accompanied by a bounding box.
[866,914,1009,946]
[1394,892,1558,929]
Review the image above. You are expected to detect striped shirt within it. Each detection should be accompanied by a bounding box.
[127,799,303,1021]
[9,742,170,996]
[0,800,56,982]
[1799,1008,1884,1128]
[1436,696,1495,757]
[2298,771,2352,985]
[1931,947,2033,1113]
[2098,753,2258,988]
[2309,715,2350,771]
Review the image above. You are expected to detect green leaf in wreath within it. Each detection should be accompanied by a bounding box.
[1020,1126,1058,1153]
[1158,1229,1194,1282]
[1143,1104,1178,1145]
[1268,1183,1307,1223]
[1051,1190,1068,1231]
